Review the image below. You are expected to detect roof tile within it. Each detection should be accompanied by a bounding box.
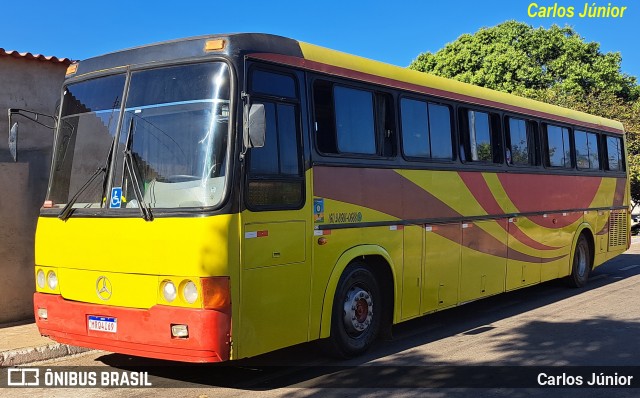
[0,48,73,65]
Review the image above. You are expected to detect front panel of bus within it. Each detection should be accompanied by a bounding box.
[33,57,240,362]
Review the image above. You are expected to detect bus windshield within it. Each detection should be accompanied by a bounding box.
[49,73,125,208]
[48,62,231,210]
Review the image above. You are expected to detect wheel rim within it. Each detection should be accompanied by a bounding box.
[343,286,373,336]
[576,243,587,277]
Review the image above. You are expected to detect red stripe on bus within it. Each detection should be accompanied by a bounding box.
[613,178,626,207]
[457,171,577,249]
[462,219,508,258]
[497,173,602,214]
[436,220,566,263]
[526,213,583,229]
[316,164,567,263]
[429,223,460,243]
[458,172,504,215]
[314,166,462,221]
[596,216,610,236]
[507,222,562,250]
[249,53,624,135]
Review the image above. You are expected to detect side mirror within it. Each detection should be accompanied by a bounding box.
[9,122,18,162]
[6,108,58,162]
[244,103,265,149]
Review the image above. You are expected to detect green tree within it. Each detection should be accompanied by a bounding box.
[410,21,640,209]
[409,21,639,101]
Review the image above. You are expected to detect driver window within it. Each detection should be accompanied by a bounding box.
[247,69,304,210]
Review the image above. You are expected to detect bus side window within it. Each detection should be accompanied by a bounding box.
[247,69,304,210]
[605,135,624,171]
[377,92,396,157]
[505,117,535,166]
[313,80,338,154]
[400,98,453,161]
[575,130,600,170]
[247,102,303,209]
[490,113,503,164]
[544,124,571,168]
[460,108,501,164]
[251,69,296,98]
[333,85,376,155]
[312,79,391,158]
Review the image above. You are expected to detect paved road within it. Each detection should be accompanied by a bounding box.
[4,240,640,397]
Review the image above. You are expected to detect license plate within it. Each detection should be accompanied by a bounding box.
[88,316,117,333]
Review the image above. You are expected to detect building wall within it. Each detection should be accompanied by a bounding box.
[0,57,67,323]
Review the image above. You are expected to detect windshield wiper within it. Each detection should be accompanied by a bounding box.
[57,134,117,221]
[58,166,106,221]
[123,117,153,221]
[124,149,153,221]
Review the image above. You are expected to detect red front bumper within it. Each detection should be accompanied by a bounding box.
[33,293,231,363]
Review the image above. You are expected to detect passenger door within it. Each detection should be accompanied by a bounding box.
[239,66,312,358]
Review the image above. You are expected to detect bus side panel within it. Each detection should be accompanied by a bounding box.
[583,210,605,254]
[238,211,311,358]
[582,209,607,269]
[505,218,542,290]
[238,160,313,360]
[401,225,423,320]
[422,224,461,313]
[459,220,507,302]
[521,214,571,282]
[239,260,310,356]
[309,166,405,337]
[312,225,403,336]
[314,243,398,340]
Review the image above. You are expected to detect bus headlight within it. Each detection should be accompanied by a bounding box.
[37,270,46,289]
[47,271,58,290]
[162,280,177,302]
[182,280,198,304]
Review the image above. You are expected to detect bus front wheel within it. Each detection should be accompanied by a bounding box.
[566,234,592,288]
[329,262,381,358]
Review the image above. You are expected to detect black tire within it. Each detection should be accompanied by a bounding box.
[566,234,591,288]
[329,262,382,358]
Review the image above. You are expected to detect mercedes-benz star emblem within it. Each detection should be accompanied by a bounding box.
[96,276,113,300]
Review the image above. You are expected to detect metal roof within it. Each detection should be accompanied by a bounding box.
[0,48,72,65]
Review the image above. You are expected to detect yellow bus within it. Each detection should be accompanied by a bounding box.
[24,34,629,362]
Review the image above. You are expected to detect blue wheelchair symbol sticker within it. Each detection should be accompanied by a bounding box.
[110,187,123,209]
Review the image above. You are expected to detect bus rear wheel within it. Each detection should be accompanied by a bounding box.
[329,262,381,358]
[566,234,591,288]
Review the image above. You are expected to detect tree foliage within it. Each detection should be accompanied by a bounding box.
[409,21,640,208]
[410,21,639,101]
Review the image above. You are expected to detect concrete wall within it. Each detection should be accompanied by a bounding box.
[0,57,67,323]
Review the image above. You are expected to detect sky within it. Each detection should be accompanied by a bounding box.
[2,0,638,79]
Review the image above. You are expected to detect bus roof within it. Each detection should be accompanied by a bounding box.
[69,33,624,135]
